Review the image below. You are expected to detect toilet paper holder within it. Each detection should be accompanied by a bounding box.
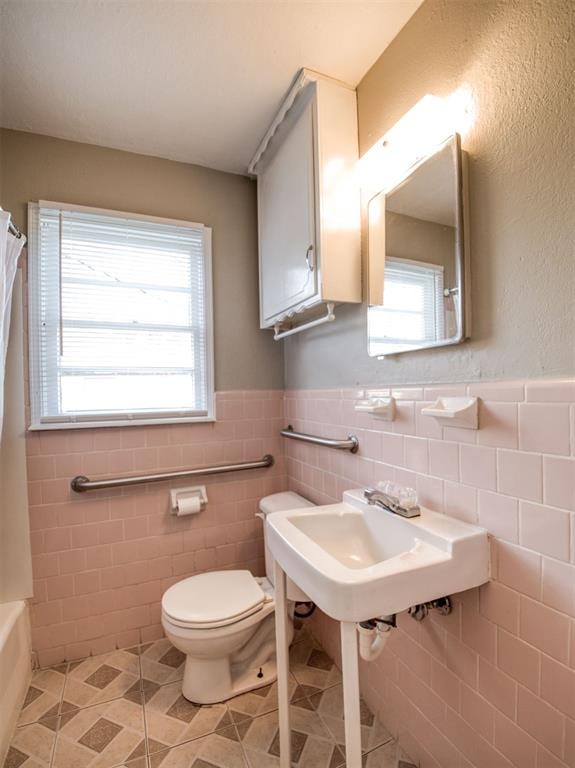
[170,485,208,516]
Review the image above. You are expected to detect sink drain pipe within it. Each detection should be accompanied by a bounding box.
[356,616,395,662]
[294,601,316,619]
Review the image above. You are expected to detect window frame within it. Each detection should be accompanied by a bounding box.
[368,257,445,354]
[27,200,215,430]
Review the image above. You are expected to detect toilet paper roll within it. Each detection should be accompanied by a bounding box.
[176,496,202,516]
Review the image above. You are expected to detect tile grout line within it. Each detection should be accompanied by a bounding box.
[135,642,152,766]
[311,684,396,763]
[50,661,69,768]
[139,646,151,765]
[143,694,251,764]
[47,717,59,768]
[231,718,252,768]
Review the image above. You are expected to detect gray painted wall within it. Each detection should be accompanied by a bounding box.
[385,212,455,286]
[0,128,284,391]
[285,0,575,389]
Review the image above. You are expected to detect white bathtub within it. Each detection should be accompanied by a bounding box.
[0,600,32,762]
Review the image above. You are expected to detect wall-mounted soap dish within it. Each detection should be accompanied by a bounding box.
[354,396,396,421]
[421,396,479,429]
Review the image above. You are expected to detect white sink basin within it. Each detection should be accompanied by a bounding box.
[266,489,490,622]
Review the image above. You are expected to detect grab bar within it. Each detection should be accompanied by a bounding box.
[280,425,359,453]
[71,454,274,493]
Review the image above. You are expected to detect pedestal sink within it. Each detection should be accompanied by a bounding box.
[268,488,490,768]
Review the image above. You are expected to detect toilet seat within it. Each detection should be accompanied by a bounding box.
[162,570,270,630]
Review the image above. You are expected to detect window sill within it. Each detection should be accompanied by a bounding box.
[28,414,216,431]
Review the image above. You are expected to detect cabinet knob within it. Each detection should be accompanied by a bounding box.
[305,245,314,272]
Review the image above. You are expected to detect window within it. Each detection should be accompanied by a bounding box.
[368,258,444,355]
[28,202,213,429]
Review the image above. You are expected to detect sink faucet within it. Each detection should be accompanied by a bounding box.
[364,487,421,518]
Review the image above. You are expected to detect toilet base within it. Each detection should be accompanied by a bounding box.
[182,656,277,704]
[230,658,277,698]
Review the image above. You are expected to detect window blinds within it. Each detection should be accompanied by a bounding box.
[369,258,444,354]
[28,203,213,428]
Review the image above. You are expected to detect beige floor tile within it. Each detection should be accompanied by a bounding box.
[290,681,327,704]
[101,758,147,768]
[289,636,342,691]
[226,674,299,724]
[124,644,153,658]
[17,668,67,726]
[62,650,141,710]
[147,728,247,768]
[52,694,145,768]
[9,618,401,768]
[140,640,185,689]
[143,681,233,754]
[236,701,343,768]
[396,744,418,767]
[100,734,149,768]
[363,740,401,767]
[292,618,314,646]
[308,685,392,754]
[3,719,57,768]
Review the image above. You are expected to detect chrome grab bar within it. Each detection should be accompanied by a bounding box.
[71,454,275,493]
[280,425,359,453]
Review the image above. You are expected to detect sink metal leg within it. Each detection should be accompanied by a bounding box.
[274,561,291,768]
[340,621,362,768]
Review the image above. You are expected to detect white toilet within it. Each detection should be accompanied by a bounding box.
[161,491,314,704]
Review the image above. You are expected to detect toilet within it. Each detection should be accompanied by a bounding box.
[161,491,314,704]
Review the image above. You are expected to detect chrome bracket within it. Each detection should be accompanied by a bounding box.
[409,596,452,622]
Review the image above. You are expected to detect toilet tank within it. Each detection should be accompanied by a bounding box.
[258,492,314,602]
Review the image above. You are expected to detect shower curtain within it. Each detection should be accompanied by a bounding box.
[0,211,26,438]
[0,215,32,759]
[0,209,32,604]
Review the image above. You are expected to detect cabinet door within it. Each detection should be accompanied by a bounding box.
[259,100,317,325]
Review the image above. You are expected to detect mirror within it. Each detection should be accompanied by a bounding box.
[367,134,468,357]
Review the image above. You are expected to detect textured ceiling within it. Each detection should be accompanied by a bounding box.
[0,0,421,174]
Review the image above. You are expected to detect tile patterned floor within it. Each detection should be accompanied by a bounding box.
[4,622,415,768]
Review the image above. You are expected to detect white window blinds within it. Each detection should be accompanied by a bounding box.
[369,258,444,355]
[28,202,213,429]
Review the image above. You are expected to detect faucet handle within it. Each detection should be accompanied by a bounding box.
[363,487,399,512]
[378,480,418,511]
[364,484,421,518]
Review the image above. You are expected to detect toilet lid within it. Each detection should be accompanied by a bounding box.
[162,570,266,629]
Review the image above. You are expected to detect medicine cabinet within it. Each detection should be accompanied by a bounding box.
[367,134,470,357]
[249,69,361,339]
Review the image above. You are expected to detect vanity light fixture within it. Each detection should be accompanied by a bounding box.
[357,86,475,194]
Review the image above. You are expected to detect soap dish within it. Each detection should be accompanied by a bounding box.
[420,396,479,429]
[354,396,396,421]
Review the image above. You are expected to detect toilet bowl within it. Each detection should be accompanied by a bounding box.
[161,491,314,704]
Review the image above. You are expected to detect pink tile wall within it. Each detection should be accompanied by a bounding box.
[286,380,575,768]
[27,390,286,667]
